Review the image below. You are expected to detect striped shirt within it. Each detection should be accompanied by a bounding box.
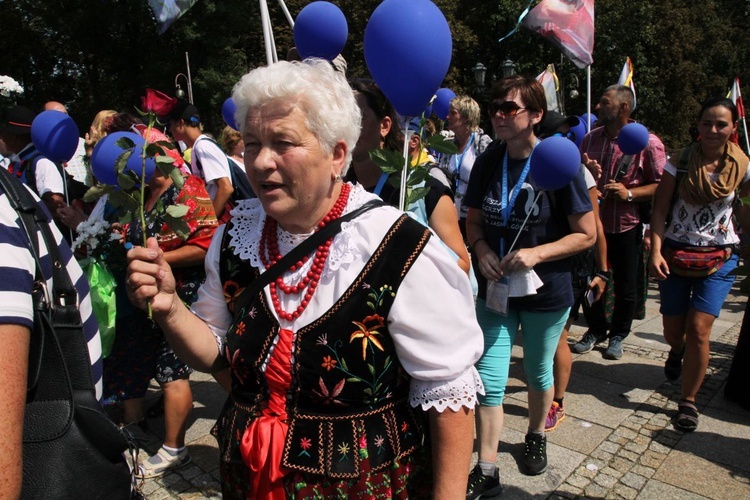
[0,184,103,399]
[581,125,666,234]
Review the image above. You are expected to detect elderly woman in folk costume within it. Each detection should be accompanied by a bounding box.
[126,59,484,499]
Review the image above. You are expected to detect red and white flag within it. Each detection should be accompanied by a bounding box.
[522,0,595,69]
[728,78,745,145]
[618,57,636,110]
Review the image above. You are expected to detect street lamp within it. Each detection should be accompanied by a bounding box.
[174,73,193,103]
[473,62,487,88]
[569,74,580,100]
[501,59,516,78]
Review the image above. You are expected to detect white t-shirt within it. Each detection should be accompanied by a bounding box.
[191,135,232,201]
[34,157,65,196]
[664,161,750,246]
[190,183,484,412]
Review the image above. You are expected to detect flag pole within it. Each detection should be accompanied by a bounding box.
[742,116,750,154]
[586,65,592,130]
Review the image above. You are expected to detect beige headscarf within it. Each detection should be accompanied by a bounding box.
[679,141,749,205]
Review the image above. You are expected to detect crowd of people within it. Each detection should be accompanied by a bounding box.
[1,56,747,499]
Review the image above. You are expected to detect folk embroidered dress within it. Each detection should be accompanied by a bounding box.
[190,184,484,499]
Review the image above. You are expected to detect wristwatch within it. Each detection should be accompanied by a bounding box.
[627,189,633,202]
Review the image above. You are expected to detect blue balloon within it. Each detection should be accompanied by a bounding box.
[432,88,455,120]
[294,1,348,61]
[222,97,238,130]
[580,113,598,132]
[567,116,587,148]
[618,123,650,155]
[31,110,79,163]
[531,136,582,191]
[90,131,156,187]
[364,0,452,117]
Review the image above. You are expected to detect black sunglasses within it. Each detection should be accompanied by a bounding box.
[489,100,527,118]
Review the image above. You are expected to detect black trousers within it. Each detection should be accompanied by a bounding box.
[585,225,643,340]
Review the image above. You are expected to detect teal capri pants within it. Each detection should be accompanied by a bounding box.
[475,299,569,406]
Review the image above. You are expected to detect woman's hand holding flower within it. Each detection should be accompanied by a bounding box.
[126,237,178,317]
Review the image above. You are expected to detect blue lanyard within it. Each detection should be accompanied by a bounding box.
[500,144,536,255]
[373,172,389,196]
[454,133,475,191]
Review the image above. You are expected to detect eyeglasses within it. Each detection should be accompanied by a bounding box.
[489,100,527,118]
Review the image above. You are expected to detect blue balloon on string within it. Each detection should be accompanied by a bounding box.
[531,136,581,191]
[90,131,156,187]
[580,113,598,132]
[222,97,238,130]
[294,1,348,61]
[618,123,650,155]
[364,0,452,117]
[432,88,455,120]
[31,110,79,163]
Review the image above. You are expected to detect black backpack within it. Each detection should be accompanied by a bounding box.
[194,136,255,202]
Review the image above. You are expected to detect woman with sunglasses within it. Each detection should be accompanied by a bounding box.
[463,75,596,496]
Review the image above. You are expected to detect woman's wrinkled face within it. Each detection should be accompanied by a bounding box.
[243,100,346,233]
[698,105,736,150]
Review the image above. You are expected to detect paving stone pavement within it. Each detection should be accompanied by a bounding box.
[132,280,750,499]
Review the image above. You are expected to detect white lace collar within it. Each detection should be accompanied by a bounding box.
[227,183,379,273]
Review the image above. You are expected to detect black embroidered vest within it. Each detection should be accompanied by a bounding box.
[213,214,431,479]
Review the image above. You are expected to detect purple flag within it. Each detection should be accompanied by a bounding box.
[147,0,199,34]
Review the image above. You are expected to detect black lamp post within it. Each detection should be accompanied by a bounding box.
[501,59,516,78]
[473,62,487,88]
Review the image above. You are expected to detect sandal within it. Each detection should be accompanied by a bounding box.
[136,446,191,478]
[673,400,699,432]
[664,348,684,381]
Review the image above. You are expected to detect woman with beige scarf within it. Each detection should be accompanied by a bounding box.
[650,96,750,432]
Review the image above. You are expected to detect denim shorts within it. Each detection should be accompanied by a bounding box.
[658,253,738,317]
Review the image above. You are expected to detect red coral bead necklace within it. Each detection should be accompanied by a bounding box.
[260,183,351,321]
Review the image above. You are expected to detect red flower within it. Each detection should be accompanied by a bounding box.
[141,88,177,116]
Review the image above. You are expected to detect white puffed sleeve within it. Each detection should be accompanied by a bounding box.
[190,224,233,350]
[387,235,485,412]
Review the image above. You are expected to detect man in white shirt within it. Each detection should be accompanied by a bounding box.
[0,106,66,219]
[43,101,91,186]
[167,100,234,221]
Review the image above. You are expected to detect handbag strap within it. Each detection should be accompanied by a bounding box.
[233,199,384,316]
[0,167,83,391]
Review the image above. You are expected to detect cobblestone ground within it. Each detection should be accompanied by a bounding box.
[129,282,749,499]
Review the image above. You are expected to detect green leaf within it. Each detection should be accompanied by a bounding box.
[340,358,349,371]
[115,150,134,177]
[368,364,375,376]
[164,213,191,240]
[408,166,429,185]
[346,378,361,383]
[155,154,176,164]
[114,137,136,150]
[170,169,185,190]
[166,203,190,218]
[108,190,139,212]
[82,184,113,203]
[741,196,750,206]
[407,186,431,205]
[153,140,175,150]
[118,211,132,224]
[117,171,136,191]
[145,143,165,157]
[426,134,458,154]
[370,148,406,172]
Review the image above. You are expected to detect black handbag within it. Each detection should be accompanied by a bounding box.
[0,168,139,499]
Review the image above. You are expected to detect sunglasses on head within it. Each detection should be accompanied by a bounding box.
[489,100,527,118]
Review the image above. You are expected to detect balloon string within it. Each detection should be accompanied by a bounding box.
[398,124,412,211]
[506,190,543,255]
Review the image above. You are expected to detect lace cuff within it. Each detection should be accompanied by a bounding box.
[409,366,485,412]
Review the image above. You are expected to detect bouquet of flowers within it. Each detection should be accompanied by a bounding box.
[0,75,23,107]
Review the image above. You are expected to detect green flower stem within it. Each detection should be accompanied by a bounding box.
[141,113,156,318]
